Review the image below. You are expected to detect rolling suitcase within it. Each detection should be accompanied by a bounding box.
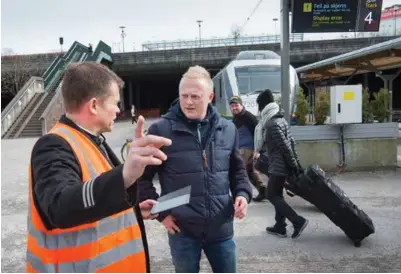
[285,164,375,247]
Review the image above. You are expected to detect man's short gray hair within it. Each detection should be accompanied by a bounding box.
[179,65,214,93]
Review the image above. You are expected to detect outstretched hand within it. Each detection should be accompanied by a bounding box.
[122,116,172,188]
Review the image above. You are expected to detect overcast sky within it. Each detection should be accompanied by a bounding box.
[1,0,400,55]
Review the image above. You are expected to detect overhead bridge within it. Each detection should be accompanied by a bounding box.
[1,36,397,77]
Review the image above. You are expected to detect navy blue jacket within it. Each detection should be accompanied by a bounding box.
[138,104,252,243]
[232,108,258,150]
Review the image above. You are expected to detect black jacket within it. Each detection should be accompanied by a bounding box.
[232,108,258,134]
[30,115,150,272]
[263,111,302,177]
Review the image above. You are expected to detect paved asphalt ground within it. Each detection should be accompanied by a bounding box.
[2,120,401,272]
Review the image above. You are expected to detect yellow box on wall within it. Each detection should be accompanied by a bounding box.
[343,91,355,100]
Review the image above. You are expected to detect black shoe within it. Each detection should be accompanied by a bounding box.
[291,218,309,239]
[253,186,267,202]
[266,226,287,238]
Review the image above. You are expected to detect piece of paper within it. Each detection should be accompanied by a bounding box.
[151,185,191,214]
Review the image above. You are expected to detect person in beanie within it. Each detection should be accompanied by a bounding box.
[255,89,308,239]
[229,96,266,202]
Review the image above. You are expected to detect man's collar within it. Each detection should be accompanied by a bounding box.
[62,114,98,137]
[75,123,98,137]
[60,115,105,143]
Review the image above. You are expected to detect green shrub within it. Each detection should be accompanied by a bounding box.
[371,88,389,122]
[315,91,330,125]
[295,88,309,125]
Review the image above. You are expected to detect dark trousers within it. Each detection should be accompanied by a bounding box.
[266,175,303,228]
[132,116,137,124]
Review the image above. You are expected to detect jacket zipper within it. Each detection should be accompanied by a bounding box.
[197,124,209,239]
[197,124,208,168]
[197,123,220,240]
[197,124,208,211]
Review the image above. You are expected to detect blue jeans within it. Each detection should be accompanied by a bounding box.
[168,233,237,273]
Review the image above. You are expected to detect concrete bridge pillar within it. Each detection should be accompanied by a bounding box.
[135,85,141,109]
[128,80,134,108]
[119,89,125,112]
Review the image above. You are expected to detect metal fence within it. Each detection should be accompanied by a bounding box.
[141,34,305,51]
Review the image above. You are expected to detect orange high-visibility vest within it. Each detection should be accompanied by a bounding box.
[26,122,147,273]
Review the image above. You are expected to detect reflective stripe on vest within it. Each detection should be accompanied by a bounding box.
[27,123,146,273]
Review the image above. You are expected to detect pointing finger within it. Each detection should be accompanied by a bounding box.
[132,134,172,148]
[131,146,168,161]
[135,115,145,139]
[135,156,164,166]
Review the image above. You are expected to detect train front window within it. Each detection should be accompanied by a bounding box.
[235,66,281,95]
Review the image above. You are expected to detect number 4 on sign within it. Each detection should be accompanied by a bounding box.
[365,12,373,24]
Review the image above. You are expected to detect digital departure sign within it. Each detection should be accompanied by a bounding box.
[291,0,383,33]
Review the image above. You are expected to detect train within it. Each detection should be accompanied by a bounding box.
[212,50,300,124]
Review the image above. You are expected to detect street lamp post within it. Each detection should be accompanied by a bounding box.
[280,0,291,123]
[59,37,64,52]
[273,18,278,42]
[196,20,203,47]
[119,26,126,52]
[394,6,399,36]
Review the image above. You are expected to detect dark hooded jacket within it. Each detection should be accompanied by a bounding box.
[138,104,252,243]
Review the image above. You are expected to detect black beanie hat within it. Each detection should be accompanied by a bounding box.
[229,96,243,105]
[256,89,275,112]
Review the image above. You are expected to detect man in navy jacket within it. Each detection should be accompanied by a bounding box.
[138,65,252,273]
[230,96,266,202]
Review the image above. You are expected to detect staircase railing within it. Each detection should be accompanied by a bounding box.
[1,77,44,137]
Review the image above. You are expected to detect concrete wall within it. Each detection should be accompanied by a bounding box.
[296,138,398,171]
[296,140,340,171]
[344,138,398,170]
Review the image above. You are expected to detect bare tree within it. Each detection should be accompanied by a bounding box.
[230,24,242,45]
[1,49,40,97]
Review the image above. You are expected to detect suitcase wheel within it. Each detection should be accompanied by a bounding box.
[354,240,362,247]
